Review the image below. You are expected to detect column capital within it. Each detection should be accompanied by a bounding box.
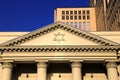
[71,62,82,68]
[106,62,117,68]
[37,62,47,68]
[2,62,12,69]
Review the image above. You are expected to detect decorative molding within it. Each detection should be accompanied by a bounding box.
[71,62,82,68]
[0,45,118,53]
[37,62,47,68]
[106,62,117,68]
[0,22,118,46]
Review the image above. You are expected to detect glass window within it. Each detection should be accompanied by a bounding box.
[70,16,73,20]
[79,22,82,30]
[70,22,73,26]
[66,16,69,20]
[87,22,90,32]
[82,10,85,14]
[70,11,73,14]
[74,11,77,14]
[87,10,90,14]
[78,11,81,14]
[66,22,69,25]
[62,16,65,20]
[83,16,86,20]
[79,16,81,20]
[87,16,90,20]
[66,11,69,14]
[83,22,86,31]
[74,16,77,20]
[62,11,65,14]
[74,22,77,27]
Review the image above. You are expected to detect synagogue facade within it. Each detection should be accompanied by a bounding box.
[0,22,120,80]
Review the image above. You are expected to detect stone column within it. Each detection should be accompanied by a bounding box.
[1,62,13,80]
[106,62,118,80]
[37,62,47,80]
[71,62,82,80]
[117,64,120,80]
[0,63,2,79]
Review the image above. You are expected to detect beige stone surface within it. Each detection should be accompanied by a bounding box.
[54,8,96,31]
[0,32,28,44]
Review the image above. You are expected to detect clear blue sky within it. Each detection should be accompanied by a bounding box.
[0,0,89,31]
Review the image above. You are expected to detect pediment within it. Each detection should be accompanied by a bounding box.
[0,22,119,46]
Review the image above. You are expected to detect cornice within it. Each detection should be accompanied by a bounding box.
[0,45,119,53]
[0,22,119,46]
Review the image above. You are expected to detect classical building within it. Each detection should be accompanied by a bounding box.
[90,0,120,31]
[54,8,96,31]
[0,22,120,80]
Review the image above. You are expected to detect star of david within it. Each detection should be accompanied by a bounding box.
[53,32,65,43]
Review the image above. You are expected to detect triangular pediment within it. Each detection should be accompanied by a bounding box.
[0,22,119,46]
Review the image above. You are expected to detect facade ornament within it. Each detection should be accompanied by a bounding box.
[53,32,65,43]
[2,62,12,69]
[106,62,117,68]
[37,62,47,68]
[71,62,82,68]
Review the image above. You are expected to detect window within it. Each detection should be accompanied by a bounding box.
[62,11,65,15]
[66,22,69,25]
[78,11,81,14]
[83,22,86,31]
[87,22,90,32]
[70,22,73,26]
[79,16,81,20]
[70,11,73,14]
[83,16,86,20]
[74,11,77,14]
[82,10,85,14]
[87,16,90,20]
[79,22,82,30]
[66,11,69,14]
[62,16,65,20]
[70,16,73,20]
[74,16,77,20]
[66,16,69,20]
[87,10,90,14]
[74,22,77,27]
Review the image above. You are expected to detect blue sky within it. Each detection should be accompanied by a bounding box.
[0,0,89,31]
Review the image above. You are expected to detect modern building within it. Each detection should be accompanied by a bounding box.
[0,22,120,80]
[90,0,120,31]
[54,8,96,31]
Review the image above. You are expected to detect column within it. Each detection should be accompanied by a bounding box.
[0,63,2,79]
[37,62,47,80]
[117,64,120,80]
[106,62,118,80]
[71,62,82,80]
[1,62,13,80]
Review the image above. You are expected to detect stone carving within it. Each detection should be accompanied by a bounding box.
[53,32,65,43]
[37,62,47,68]
[2,62,12,69]
[106,62,117,68]
[71,62,82,68]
